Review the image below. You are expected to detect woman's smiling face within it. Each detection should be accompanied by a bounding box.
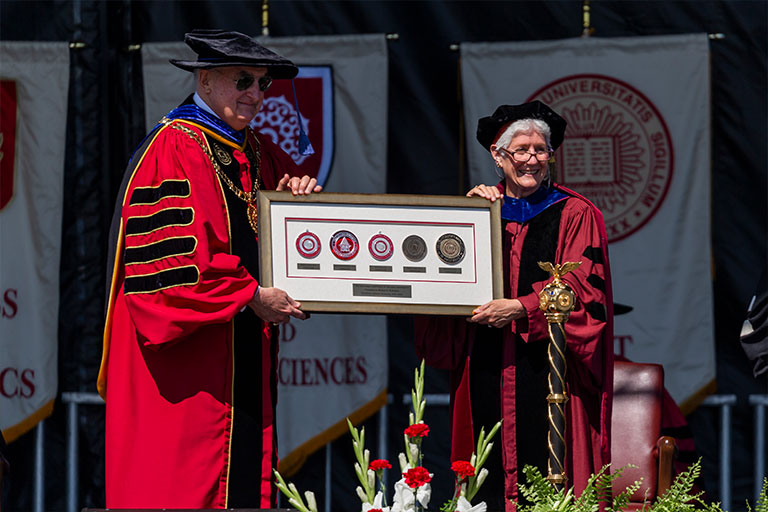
[492,130,549,198]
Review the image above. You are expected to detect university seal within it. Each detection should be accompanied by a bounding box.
[528,74,674,242]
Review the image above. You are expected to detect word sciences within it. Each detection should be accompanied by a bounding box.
[278,356,368,387]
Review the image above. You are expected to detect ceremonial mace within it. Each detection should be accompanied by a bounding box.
[537,261,581,491]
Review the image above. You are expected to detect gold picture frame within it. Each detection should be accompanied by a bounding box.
[258,191,502,315]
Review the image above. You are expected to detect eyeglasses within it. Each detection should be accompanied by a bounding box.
[498,147,552,163]
[214,69,273,92]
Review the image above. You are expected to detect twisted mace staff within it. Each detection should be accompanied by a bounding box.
[537,261,581,491]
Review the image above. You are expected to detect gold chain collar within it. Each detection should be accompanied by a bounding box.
[163,118,261,235]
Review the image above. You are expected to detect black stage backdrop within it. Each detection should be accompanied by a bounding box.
[0,1,766,510]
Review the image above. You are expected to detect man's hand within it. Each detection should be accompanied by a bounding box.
[248,286,307,324]
[468,298,525,328]
[276,173,323,196]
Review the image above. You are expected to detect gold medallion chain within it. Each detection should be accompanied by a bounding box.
[164,118,261,235]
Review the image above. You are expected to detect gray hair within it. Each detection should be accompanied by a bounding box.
[493,119,552,151]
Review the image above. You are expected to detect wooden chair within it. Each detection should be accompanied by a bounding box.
[611,361,677,510]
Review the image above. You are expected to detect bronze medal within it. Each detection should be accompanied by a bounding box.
[436,233,465,264]
[402,235,427,262]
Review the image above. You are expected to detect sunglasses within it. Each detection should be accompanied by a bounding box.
[214,69,273,92]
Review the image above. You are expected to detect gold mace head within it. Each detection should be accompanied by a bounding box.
[538,261,581,318]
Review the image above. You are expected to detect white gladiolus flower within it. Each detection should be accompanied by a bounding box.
[305,491,318,512]
[390,473,433,512]
[361,491,390,512]
[416,481,432,508]
[481,442,493,463]
[476,468,489,488]
[398,453,408,472]
[356,485,369,503]
[409,442,419,460]
[455,496,487,512]
[368,469,375,489]
[391,477,413,512]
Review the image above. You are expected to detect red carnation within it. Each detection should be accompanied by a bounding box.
[369,509,383,512]
[404,423,430,438]
[369,459,392,471]
[451,460,476,479]
[403,466,431,488]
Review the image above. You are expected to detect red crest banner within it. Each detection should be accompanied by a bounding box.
[252,66,334,187]
[0,80,18,212]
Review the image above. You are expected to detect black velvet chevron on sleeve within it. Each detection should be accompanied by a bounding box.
[582,245,604,265]
[585,301,607,322]
[587,273,606,293]
[129,180,190,205]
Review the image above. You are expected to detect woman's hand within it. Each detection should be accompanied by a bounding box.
[277,173,323,196]
[466,184,503,202]
[468,298,525,328]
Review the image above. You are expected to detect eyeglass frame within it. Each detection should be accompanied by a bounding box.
[212,69,273,92]
[497,146,553,163]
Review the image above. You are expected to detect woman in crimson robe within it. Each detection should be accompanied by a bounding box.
[415,101,614,512]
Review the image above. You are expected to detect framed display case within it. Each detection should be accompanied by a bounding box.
[258,191,502,315]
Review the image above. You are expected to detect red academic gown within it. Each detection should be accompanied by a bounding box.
[415,183,614,512]
[98,107,301,509]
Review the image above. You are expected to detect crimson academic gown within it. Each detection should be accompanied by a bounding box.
[415,183,614,512]
[98,101,301,509]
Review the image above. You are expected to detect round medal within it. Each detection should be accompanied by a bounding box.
[402,235,427,262]
[368,233,394,261]
[436,233,465,264]
[330,230,359,260]
[296,231,321,258]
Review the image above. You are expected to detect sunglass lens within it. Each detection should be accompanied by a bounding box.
[235,75,255,91]
[258,76,273,92]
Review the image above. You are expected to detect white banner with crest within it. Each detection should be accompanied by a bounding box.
[0,42,69,441]
[460,34,713,411]
[142,34,389,473]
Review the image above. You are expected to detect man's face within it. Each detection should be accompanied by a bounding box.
[198,66,270,131]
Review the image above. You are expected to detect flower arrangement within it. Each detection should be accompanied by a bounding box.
[274,360,500,512]
[274,360,768,512]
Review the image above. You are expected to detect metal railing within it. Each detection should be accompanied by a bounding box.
[701,394,738,511]
[28,392,768,512]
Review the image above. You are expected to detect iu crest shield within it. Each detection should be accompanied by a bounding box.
[0,80,18,212]
[251,66,334,187]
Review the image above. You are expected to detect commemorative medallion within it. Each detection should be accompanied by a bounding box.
[330,230,359,260]
[296,231,321,259]
[368,233,394,261]
[402,235,427,262]
[436,233,465,265]
[212,143,233,166]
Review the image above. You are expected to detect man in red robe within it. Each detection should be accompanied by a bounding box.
[416,102,613,511]
[98,30,320,509]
